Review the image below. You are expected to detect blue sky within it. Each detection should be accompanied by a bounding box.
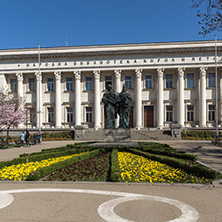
[0,0,219,49]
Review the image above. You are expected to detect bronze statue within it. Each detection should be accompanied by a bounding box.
[102,84,119,128]
[118,84,133,128]
[102,84,133,129]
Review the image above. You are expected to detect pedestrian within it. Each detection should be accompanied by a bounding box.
[25,131,30,147]
[37,131,42,144]
[19,131,25,146]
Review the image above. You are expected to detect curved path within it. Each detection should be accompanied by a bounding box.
[0,182,221,221]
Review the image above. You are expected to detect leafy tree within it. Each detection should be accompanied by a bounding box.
[191,0,222,35]
[0,89,26,143]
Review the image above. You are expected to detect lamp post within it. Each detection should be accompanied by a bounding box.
[215,34,219,143]
[25,106,28,130]
[38,43,41,134]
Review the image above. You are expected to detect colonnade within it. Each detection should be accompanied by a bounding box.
[14,67,211,129]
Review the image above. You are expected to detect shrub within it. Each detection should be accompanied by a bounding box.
[137,145,197,161]
[182,130,218,140]
[110,149,122,182]
[41,131,74,140]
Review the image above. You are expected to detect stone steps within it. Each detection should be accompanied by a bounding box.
[131,129,179,141]
[75,129,103,141]
[74,128,179,141]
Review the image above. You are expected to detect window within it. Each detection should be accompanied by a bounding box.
[105,76,112,89]
[166,106,173,121]
[29,78,35,92]
[86,107,92,122]
[47,78,54,91]
[166,74,173,88]
[187,105,194,121]
[208,73,215,87]
[145,75,152,89]
[125,76,132,89]
[67,107,73,122]
[85,77,92,90]
[208,105,215,121]
[66,78,73,91]
[48,108,54,123]
[10,79,17,92]
[187,74,194,88]
[28,108,36,124]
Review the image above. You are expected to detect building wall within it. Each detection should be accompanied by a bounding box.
[0,40,221,129]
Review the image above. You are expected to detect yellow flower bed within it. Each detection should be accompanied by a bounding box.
[118,152,209,184]
[0,153,85,181]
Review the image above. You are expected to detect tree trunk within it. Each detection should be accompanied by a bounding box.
[6,126,10,144]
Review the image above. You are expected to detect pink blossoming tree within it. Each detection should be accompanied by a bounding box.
[0,90,26,144]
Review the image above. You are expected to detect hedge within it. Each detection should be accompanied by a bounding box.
[181,130,220,140]
[110,149,122,182]
[137,146,197,161]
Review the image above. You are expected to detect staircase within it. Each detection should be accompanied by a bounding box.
[75,129,103,141]
[131,129,179,141]
[74,128,179,141]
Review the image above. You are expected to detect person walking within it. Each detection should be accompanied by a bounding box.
[25,131,30,147]
[37,131,42,144]
[19,131,25,146]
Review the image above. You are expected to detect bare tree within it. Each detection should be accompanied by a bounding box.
[191,0,222,35]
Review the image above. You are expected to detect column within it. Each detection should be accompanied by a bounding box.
[115,70,121,93]
[135,69,142,129]
[115,70,121,128]
[0,73,7,89]
[74,71,81,126]
[178,68,185,126]
[93,70,101,129]
[54,71,61,128]
[35,72,42,128]
[199,67,207,127]
[157,68,164,128]
[16,73,24,128]
[16,73,23,97]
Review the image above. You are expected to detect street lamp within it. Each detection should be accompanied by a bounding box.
[215,34,219,143]
[38,43,41,133]
[25,106,28,130]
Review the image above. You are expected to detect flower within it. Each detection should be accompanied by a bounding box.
[118,152,209,184]
[0,152,85,181]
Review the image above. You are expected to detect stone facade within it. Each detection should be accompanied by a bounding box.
[0,40,221,130]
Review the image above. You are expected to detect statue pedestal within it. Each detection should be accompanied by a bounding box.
[74,125,87,140]
[103,128,131,143]
[170,124,182,139]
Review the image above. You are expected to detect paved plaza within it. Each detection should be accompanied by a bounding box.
[0,140,222,221]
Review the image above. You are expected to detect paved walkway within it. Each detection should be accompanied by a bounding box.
[0,140,77,162]
[0,140,222,221]
[159,140,222,174]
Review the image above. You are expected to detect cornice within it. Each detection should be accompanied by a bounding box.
[0,40,221,61]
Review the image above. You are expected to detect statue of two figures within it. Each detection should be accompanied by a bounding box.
[102,84,133,129]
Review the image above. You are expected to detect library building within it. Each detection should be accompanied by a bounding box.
[0,40,221,136]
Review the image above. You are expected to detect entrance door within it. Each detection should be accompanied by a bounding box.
[144,106,154,127]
